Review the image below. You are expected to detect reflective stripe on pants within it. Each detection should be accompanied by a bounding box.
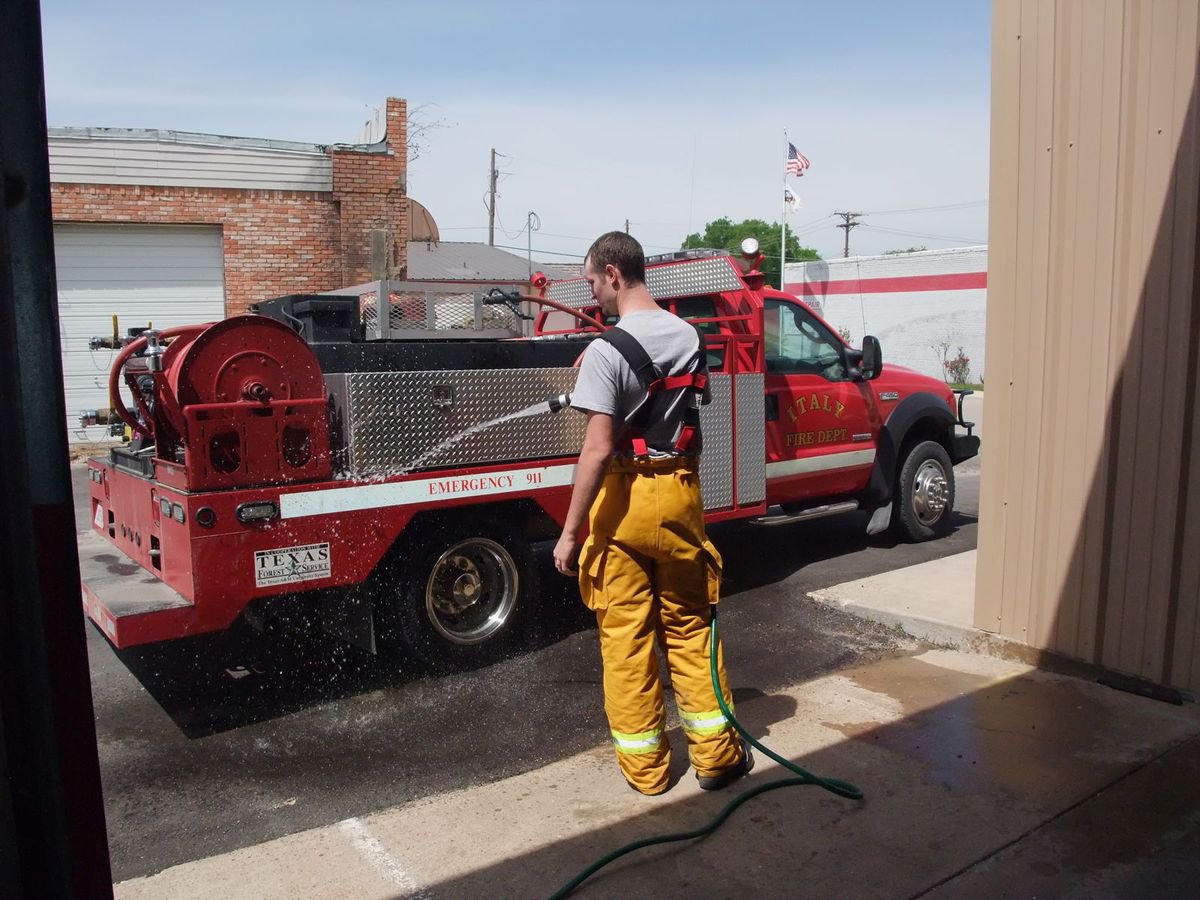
[582,457,742,794]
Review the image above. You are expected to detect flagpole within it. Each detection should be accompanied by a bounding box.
[781,130,788,290]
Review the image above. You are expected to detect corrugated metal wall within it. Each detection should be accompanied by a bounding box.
[48,135,333,192]
[978,0,1200,692]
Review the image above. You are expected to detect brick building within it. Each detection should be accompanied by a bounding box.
[48,97,410,440]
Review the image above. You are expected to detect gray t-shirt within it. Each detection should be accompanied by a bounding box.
[570,309,706,455]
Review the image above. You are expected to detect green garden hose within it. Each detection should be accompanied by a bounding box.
[548,605,863,899]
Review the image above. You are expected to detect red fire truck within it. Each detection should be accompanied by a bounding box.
[80,247,978,667]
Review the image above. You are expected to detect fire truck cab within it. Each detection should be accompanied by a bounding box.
[81,248,978,668]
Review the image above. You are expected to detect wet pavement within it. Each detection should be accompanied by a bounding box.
[76,460,980,882]
[111,647,1200,899]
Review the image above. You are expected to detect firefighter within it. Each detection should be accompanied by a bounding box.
[553,232,752,796]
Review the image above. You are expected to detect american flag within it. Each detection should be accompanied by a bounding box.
[786,142,810,177]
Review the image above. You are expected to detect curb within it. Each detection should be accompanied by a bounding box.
[810,593,1037,664]
[814,592,1199,703]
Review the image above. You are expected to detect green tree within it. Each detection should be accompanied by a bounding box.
[681,217,820,289]
[883,245,928,255]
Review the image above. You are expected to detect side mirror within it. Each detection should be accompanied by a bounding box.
[861,335,883,380]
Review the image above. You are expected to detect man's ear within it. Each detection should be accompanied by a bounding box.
[605,263,621,288]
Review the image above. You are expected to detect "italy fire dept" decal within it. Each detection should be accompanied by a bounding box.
[254,542,332,588]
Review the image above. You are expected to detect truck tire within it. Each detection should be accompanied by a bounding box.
[378,518,537,671]
[893,440,955,542]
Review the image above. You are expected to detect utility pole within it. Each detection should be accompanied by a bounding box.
[487,148,498,246]
[834,211,863,258]
[624,218,630,234]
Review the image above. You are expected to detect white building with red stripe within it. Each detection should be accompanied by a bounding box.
[784,246,987,383]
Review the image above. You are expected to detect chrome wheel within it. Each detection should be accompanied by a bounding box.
[911,459,949,527]
[425,538,519,645]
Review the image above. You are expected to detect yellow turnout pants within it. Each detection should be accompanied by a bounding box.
[577,456,743,794]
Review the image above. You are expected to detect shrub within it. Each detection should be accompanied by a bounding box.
[945,347,971,385]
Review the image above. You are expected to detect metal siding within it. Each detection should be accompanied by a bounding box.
[1138,1,1199,681]
[48,138,333,192]
[1030,0,1080,651]
[1074,0,1125,663]
[1173,338,1200,689]
[980,0,1200,692]
[55,224,226,443]
[1163,3,1200,689]
[1103,0,1163,678]
[1004,0,1055,644]
[974,0,1023,636]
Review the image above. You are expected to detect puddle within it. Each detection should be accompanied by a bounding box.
[821,655,1172,798]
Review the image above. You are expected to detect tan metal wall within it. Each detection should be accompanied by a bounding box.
[978,0,1200,692]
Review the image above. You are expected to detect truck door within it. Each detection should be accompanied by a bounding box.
[762,298,880,502]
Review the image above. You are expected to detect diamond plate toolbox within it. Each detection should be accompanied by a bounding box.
[326,370,741,512]
[547,256,745,308]
[327,369,586,477]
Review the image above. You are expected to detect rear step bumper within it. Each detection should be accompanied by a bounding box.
[78,531,195,648]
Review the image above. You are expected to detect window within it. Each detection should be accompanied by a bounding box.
[763,298,847,380]
[670,296,725,369]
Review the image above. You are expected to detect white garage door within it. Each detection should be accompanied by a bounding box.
[55,224,226,443]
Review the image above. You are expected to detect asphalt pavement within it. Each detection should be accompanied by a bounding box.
[75,434,980,883]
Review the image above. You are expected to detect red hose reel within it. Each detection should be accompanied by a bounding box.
[112,316,331,490]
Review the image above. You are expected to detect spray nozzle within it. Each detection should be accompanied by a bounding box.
[547,393,572,414]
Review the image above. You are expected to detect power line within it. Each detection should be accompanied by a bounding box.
[862,200,988,216]
[788,217,838,239]
[784,214,837,238]
[494,209,529,241]
[860,224,985,244]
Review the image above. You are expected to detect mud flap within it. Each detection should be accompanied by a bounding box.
[319,588,377,653]
[866,503,893,536]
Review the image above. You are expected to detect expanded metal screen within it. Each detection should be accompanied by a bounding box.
[324,280,527,339]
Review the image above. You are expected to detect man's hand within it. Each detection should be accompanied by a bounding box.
[553,532,579,576]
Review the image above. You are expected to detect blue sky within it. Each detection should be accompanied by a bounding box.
[40,0,992,262]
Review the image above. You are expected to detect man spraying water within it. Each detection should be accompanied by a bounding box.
[552,232,752,796]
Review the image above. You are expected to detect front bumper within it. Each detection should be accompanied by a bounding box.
[951,434,980,464]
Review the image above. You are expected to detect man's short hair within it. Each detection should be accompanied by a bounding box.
[585,232,645,285]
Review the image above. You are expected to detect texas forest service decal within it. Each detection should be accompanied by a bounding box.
[255,542,331,588]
